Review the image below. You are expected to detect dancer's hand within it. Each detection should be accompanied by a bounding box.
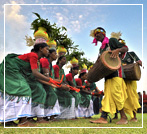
[61,84,70,91]
[136,61,142,66]
[110,49,120,58]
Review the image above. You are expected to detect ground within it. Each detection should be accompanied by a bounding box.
[0,113,146,134]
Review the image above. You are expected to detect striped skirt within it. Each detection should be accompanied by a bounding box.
[56,98,75,119]
[0,91,31,122]
[78,100,94,117]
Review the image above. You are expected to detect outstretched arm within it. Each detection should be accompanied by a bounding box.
[110,47,128,58]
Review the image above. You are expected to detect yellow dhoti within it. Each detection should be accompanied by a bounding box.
[124,80,141,118]
[102,77,128,115]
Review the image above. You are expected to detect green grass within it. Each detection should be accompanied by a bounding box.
[0,113,147,134]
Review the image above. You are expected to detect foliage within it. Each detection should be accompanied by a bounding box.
[31,12,76,53]
[66,49,84,62]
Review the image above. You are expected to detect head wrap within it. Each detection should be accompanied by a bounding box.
[47,40,57,50]
[70,57,79,68]
[25,27,49,47]
[57,46,67,57]
[88,65,93,71]
[80,64,87,74]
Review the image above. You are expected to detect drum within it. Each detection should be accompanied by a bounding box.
[123,63,141,80]
[87,51,121,83]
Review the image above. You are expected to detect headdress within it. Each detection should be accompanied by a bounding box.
[57,46,67,57]
[88,65,93,71]
[70,57,79,68]
[110,31,122,40]
[80,63,87,74]
[90,27,106,37]
[47,40,57,50]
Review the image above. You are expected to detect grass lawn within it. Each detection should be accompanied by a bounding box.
[0,113,147,134]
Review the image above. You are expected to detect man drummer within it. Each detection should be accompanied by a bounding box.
[118,38,142,122]
[89,27,128,124]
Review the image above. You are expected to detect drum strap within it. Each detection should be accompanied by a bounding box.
[128,52,135,61]
[106,43,111,51]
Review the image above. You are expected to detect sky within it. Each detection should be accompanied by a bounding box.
[0,0,147,93]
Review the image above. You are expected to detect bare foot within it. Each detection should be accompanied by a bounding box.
[90,117,108,124]
[129,118,137,122]
[116,118,128,125]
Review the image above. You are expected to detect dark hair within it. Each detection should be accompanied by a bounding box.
[79,72,86,78]
[69,66,79,73]
[49,49,56,54]
[56,55,65,65]
[32,43,48,52]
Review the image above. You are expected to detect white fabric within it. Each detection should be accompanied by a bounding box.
[75,106,79,118]
[30,104,45,117]
[0,92,31,122]
[0,92,4,122]
[78,100,94,117]
[35,38,47,44]
[44,100,60,117]
[56,98,75,119]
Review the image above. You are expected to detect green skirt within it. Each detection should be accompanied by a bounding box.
[70,90,81,107]
[0,53,46,105]
[79,92,91,108]
[55,88,73,107]
[43,85,58,108]
[0,54,31,97]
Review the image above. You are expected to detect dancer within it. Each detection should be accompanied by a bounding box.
[53,46,75,119]
[75,64,94,118]
[66,57,81,118]
[89,27,128,124]
[40,40,60,121]
[120,38,142,122]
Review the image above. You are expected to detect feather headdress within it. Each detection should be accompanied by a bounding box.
[110,31,122,40]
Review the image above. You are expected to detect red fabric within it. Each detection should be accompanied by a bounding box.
[143,95,147,103]
[85,81,89,84]
[66,73,73,82]
[18,52,38,70]
[118,66,122,78]
[40,58,49,69]
[53,65,60,78]
[75,78,82,86]
[124,45,128,48]
[121,52,127,60]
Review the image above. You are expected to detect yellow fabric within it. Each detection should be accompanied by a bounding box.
[123,80,141,118]
[102,77,127,115]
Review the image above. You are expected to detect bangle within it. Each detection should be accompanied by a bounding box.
[44,73,49,76]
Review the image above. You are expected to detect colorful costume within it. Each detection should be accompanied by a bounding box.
[27,27,49,118]
[122,52,141,118]
[86,81,102,114]
[40,57,60,117]
[66,57,81,117]
[75,64,94,118]
[91,28,128,117]
[53,47,75,119]
[100,38,128,116]
[0,52,40,122]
